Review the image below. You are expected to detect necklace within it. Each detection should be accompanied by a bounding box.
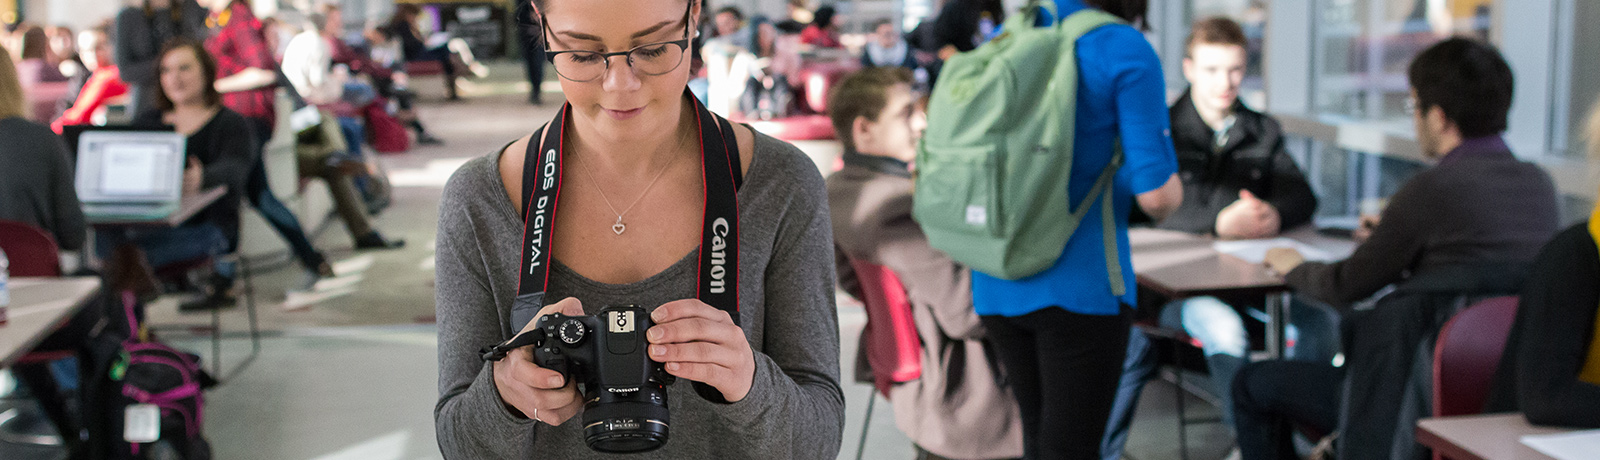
[577,147,684,235]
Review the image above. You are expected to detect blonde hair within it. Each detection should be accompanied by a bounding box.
[0,45,24,120]
[1586,95,1600,162]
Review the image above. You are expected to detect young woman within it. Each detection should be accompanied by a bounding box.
[432,0,843,457]
[52,24,128,133]
[115,39,254,308]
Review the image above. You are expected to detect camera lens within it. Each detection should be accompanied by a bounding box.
[581,389,670,453]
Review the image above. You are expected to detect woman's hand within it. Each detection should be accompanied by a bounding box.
[648,299,755,402]
[492,297,587,425]
[182,157,203,196]
[1264,247,1306,275]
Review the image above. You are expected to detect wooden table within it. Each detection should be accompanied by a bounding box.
[0,277,102,368]
[1417,414,1574,460]
[84,186,226,227]
[1129,227,1354,357]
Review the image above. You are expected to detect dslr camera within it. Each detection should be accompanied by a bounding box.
[531,305,676,453]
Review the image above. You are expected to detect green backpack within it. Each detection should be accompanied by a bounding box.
[913,4,1126,291]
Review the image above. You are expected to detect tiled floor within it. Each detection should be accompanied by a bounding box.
[1,61,1234,460]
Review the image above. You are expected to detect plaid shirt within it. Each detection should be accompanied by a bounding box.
[206,2,276,130]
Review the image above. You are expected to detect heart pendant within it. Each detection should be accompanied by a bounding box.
[612,223,626,235]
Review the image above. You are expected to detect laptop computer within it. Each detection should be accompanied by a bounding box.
[74,129,188,220]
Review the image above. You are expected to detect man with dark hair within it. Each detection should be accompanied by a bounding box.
[827,67,1023,460]
[1100,16,1329,460]
[1235,38,1558,460]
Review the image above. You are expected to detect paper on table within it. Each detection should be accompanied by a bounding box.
[1520,430,1600,460]
[1213,238,1340,264]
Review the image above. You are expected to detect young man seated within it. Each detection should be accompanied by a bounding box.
[1102,17,1330,460]
[1239,38,1560,460]
[826,67,1023,460]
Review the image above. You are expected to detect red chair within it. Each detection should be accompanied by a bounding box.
[1432,296,1520,459]
[845,258,922,460]
[848,259,923,396]
[0,220,73,446]
[0,219,63,277]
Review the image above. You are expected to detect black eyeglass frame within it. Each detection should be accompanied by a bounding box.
[538,2,696,82]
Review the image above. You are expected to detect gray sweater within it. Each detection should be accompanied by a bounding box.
[433,133,845,459]
[0,117,85,251]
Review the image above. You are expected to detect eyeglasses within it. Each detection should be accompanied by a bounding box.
[540,4,693,83]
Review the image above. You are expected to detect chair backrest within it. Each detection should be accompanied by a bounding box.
[847,258,923,398]
[1433,296,1519,418]
[0,219,62,277]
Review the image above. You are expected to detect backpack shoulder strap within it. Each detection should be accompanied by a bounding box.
[1057,9,1125,41]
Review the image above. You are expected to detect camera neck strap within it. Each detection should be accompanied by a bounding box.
[514,91,743,327]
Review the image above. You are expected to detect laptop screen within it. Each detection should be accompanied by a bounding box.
[75,131,187,204]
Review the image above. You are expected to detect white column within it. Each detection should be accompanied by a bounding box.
[1263,0,1314,115]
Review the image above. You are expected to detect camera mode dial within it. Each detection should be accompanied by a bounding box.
[558,319,588,345]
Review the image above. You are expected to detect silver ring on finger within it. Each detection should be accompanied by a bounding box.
[533,408,540,424]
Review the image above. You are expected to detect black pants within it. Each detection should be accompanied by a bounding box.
[241,117,324,272]
[981,307,1131,460]
[520,34,545,103]
[1231,360,1342,460]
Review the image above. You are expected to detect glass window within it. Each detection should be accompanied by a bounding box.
[1312,0,1497,120]
[1313,0,1497,120]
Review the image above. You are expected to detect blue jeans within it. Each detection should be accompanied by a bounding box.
[1101,327,1156,460]
[96,223,232,279]
[1100,296,1340,459]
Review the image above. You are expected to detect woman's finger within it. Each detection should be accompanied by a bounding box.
[647,317,740,345]
[505,348,570,389]
[650,341,739,365]
[650,299,734,325]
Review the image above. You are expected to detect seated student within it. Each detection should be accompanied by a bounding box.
[52,24,128,134]
[11,25,69,87]
[827,67,1024,460]
[384,4,486,101]
[1101,17,1331,460]
[0,47,86,250]
[279,13,410,261]
[860,20,918,70]
[319,4,440,145]
[110,39,254,309]
[701,6,750,116]
[1239,38,1560,460]
[0,45,94,457]
[1482,97,1600,429]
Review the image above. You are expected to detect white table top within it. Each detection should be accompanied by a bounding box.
[1128,226,1356,297]
[1417,414,1570,460]
[0,277,102,367]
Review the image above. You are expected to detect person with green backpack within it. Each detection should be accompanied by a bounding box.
[912,0,1181,458]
